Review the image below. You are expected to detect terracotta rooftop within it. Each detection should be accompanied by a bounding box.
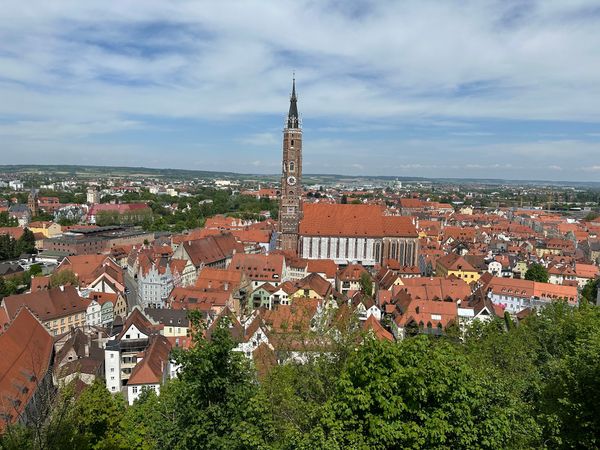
[127,335,171,386]
[0,308,53,432]
[300,204,418,237]
[3,286,90,322]
[230,253,285,283]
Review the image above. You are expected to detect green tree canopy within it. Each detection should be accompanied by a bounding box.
[525,263,549,283]
[359,271,373,295]
[50,269,79,288]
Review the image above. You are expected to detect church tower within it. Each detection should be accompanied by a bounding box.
[277,78,303,253]
[28,189,38,218]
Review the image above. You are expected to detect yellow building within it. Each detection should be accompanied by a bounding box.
[435,253,480,283]
[513,261,528,279]
[287,273,332,301]
[28,221,62,238]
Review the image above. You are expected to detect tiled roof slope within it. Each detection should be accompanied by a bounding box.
[0,308,53,432]
[300,204,418,237]
[3,286,90,322]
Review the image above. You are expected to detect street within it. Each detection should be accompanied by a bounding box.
[123,271,139,313]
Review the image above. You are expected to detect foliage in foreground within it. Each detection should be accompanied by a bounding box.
[2,302,600,449]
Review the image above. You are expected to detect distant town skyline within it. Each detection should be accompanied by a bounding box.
[1,1,600,181]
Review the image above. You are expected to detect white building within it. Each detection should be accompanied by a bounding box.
[86,188,100,204]
[9,180,24,190]
[125,334,172,405]
[104,308,161,396]
[137,260,175,309]
[299,204,419,267]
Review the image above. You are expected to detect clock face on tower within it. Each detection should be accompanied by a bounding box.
[287,176,297,186]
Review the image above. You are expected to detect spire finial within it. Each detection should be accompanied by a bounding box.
[287,74,299,128]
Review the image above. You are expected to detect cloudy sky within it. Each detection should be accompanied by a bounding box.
[1,0,600,181]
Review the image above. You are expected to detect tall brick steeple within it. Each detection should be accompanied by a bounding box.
[277,77,303,253]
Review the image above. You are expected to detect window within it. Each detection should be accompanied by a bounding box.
[110,368,115,372]
[291,139,294,147]
[132,387,138,394]
[289,161,295,172]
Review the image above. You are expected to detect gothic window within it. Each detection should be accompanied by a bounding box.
[289,161,295,172]
[374,243,380,262]
[336,239,340,258]
[291,139,294,147]
[289,191,294,196]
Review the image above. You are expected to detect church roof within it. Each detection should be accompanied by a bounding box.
[300,204,418,238]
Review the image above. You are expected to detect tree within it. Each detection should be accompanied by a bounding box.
[525,263,549,283]
[17,228,36,255]
[307,336,537,449]
[28,263,42,277]
[71,379,129,448]
[147,312,274,449]
[50,270,79,288]
[0,211,17,227]
[358,272,373,295]
[581,278,599,305]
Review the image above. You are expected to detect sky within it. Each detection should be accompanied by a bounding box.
[1,0,600,181]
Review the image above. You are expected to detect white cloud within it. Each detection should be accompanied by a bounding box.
[238,132,279,147]
[1,1,600,180]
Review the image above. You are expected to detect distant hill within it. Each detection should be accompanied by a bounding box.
[0,164,598,187]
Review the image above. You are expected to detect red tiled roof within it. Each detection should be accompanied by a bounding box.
[170,287,231,311]
[3,286,90,322]
[436,253,477,273]
[58,255,114,285]
[260,298,320,334]
[393,291,458,329]
[127,335,171,385]
[306,259,338,279]
[392,276,472,302]
[0,308,53,432]
[195,267,243,291]
[300,204,417,237]
[483,277,578,303]
[181,233,243,267]
[230,253,284,283]
[30,276,51,292]
[294,273,332,298]
[363,315,394,342]
[0,227,24,240]
[337,263,368,282]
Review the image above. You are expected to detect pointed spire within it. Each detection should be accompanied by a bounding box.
[287,75,299,129]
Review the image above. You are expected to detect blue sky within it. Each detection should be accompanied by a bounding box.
[1,0,600,181]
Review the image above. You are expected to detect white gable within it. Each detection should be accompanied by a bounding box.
[122,323,148,340]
